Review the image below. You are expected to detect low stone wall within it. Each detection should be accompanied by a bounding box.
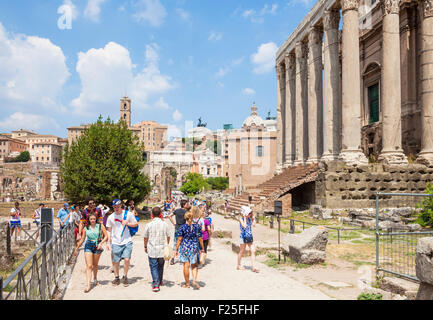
[310,205,422,230]
[316,161,433,209]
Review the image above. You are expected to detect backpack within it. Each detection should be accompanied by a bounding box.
[121,210,139,237]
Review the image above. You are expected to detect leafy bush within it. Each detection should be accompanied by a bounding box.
[180,172,209,196]
[206,177,229,191]
[6,151,30,163]
[357,293,383,300]
[415,182,433,228]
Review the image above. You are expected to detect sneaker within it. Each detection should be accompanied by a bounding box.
[152,286,160,292]
[170,258,175,265]
[112,277,120,286]
[122,276,129,287]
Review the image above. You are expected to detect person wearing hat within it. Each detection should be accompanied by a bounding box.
[237,206,259,273]
[57,203,71,231]
[106,198,138,287]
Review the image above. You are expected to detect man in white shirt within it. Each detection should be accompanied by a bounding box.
[143,206,170,292]
[106,199,138,287]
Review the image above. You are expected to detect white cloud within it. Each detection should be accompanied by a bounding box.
[71,42,174,116]
[0,22,70,112]
[232,57,245,66]
[164,124,183,140]
[172,109,183,122]
[133,0,167,27]
[287,0,315,8]
[242,88,255,95]
[0,112,59,132]
[215,66,230,78]
[155,97,171,109]
[251,42,278,74]
[176,8,191,22]
[84,0,106,22]
[208,31,222,41]
[242,4,278,23]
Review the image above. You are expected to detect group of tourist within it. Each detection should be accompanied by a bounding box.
[7,194,259,293]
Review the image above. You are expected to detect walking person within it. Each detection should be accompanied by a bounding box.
[237,206,259,273]
[106,199,138,287]
[79,198,104,239]
[32,203,44,242]
[70,205,82,247]
[57,203,70,231]
[10,201,22,240]
[143,207,170,292]
[175,211,204,289]
[199,209,211,266]
[168,199,188,265]
[73,212,109,293]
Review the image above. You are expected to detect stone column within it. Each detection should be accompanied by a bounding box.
[322,9,341,162]
[276,64,285,173]
[284,52,296,167]
[417,0,433,165]
[377,0,408,164]
[294,41,309,165]
[307,26,324,164]
[339,0,368,165]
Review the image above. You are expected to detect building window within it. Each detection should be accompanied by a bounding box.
[368,83,379,124]
[256,146,264,157]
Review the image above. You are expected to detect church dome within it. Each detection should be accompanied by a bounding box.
[242,103,265,129]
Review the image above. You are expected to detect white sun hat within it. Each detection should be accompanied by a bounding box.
[241,206,252,216]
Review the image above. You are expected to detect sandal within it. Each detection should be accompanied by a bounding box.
[181,284,190,288]
[84,287,90,293]
[252,268,260,273]
[192,282,200,290]
[237,266,245,270]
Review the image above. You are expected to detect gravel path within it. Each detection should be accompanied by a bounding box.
[62,213,331,300]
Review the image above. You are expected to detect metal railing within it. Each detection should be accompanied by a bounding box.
[1,223,75,300]
[376,192,433,282]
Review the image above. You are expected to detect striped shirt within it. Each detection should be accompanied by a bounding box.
[143,218,170,258]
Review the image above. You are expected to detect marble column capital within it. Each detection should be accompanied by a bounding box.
[419,0,433,18]
[308,26,323,45]
[284,52,296,68]
[341,0,360,13]
[381,0,400,15]
[295,41,308,59]
[323,10,340,31]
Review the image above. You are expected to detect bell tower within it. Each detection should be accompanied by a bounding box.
[120,96,131,127]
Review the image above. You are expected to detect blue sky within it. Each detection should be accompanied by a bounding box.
[0,0,314,139]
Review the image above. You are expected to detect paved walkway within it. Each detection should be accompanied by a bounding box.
[62,213,331,300]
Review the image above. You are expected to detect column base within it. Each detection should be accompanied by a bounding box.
[275,164,284,175]
[338,149,368,166]
[320,153,339,163]
[293,159,306,166]
[378,151,408,165]
[283,160,294,168]
[416,151,433,166]
[306,157,320,165]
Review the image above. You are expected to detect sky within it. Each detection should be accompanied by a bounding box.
[0,0,315,140]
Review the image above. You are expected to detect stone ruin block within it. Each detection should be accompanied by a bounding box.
[416,237,433,300]
[282,226,328,265]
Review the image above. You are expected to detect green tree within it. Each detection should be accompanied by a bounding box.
[60,116,151,205]
[207,177,229,191]
[415,182,433,228]
[7,151,30,163]
[180,172,209,196]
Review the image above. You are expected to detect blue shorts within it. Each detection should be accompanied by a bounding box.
[84,241,103,255]
[112,242,133,263]
[34,221,41,227]
[173,229,180,250]
[10,221,21,229]
[179,251,200,265]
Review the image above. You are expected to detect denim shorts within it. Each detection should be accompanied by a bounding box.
[112,242,133,263]
[84,241,103,255]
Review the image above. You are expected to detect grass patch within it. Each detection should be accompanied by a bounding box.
[358,293,382,300]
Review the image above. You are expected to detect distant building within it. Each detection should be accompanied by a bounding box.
[0,136,28,163]
[67,96,168,151]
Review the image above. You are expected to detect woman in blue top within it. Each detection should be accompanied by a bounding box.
[175,211,204,289]
[73,212,108,293]
[237,206,259,273]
